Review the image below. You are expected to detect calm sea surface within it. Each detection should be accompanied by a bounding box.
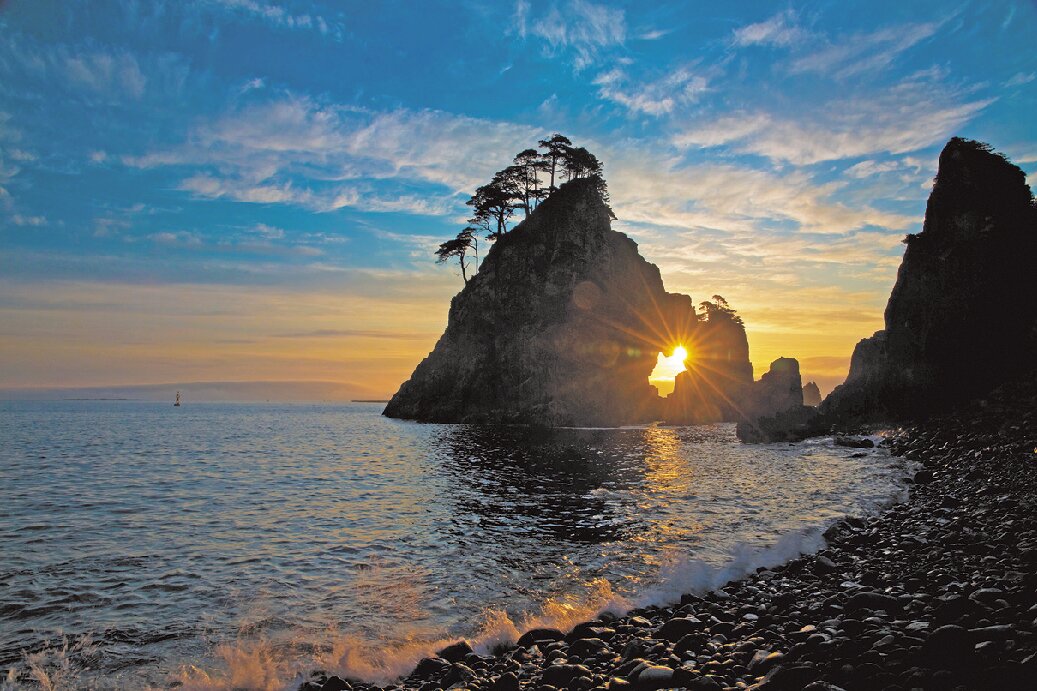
[0,401,911,688]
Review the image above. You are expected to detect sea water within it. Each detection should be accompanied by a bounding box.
[0,401,910,688]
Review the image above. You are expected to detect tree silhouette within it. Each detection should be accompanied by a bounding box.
[437,133,614,276]
[561,146,602,182]
[435,226,478,283]
[538,133,572,192]
[699,295,744,326]
[467,170,520,240]
[513,148,547,216]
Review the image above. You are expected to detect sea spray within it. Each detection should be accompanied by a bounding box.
[165,525,874,688]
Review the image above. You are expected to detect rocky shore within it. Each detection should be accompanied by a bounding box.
[301,376,1036,691]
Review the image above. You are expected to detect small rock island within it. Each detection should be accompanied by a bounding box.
[384,175,702,426]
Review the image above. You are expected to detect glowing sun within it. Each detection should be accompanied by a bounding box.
[648,345,689,397]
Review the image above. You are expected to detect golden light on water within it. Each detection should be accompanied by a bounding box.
[648,345,690,397]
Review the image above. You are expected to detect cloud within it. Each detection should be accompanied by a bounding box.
[674,76,992,164]
[594,66,707,116]
[9,214,47,226]
[63,49,147,98]
[148,227,324,258]
[201,0,342,38]
[788,21,941,79]
[732,9,808,48]
[606,152,914,236]
[0,36,191,103]
[129,94,542,213]
[239,77,266,93]
[1005,71,1035,87]
[518,0,626,70]
[249,223,285,239]
[150,231,203,247]
[844,160,901,178]
[0,148,20,202]
[272,329,434,340]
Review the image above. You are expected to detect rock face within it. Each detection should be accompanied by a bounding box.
[802,381,822,407]
[823,138,1037,421]
[384,179,701,426]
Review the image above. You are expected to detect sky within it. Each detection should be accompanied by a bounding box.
[1,0,1035,399]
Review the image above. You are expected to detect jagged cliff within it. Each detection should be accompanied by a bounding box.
[384,179,700,426]
[823,138,1037,421]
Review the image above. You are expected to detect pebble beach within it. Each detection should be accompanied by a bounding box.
[302,378,1036,691]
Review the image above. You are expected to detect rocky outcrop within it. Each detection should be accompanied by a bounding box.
[745,357,803,417]
[823,138,1037,422]
[665,315,753,424]
[802,381,822,407]
[736,358,816,442]
[384,179,704,426]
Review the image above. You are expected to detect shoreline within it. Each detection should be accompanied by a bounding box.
[305,379,1036,691]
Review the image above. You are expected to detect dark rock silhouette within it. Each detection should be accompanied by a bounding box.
[745,357,804,417]
[802,381,822,407]
[823,138,1037,422]
[736,358,816,442]
[665,315,753,424]
[384,179,701,426]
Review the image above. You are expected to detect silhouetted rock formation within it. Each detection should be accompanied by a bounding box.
[802,381,822,407]
[736,358,816,442]
[666,315,753,424]
[384,179,701,426]
[746,358,804,416]
[823,138,1037,422]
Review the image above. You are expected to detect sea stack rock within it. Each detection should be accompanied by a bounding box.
[736,358,816,442]
[802,381,822,407]
[823,138,1037,422]
[383,179,699,426]
[666,313,753,423]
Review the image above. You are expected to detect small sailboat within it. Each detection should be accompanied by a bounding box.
[174,391,181,407]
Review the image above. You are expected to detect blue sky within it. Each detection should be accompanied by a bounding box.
[1,0,1035,395]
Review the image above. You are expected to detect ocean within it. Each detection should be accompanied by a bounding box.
[0,401,911,689]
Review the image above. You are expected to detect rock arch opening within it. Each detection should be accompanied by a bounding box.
[648,346,688,398]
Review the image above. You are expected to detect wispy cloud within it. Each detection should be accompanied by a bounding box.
[150,230,203,248]
[844,160,901,178]
[148,228,324,258]
[1004,71,1035,87]
[272,328,434,340]
[674,75,992,164]
[607,151,914,236]
[731,9,808,48]
[128,93,542,213]
[788,21,942,79]
[9,214,47,226]
[0,36,191,103]
[201,0,343,39]
[516,0,626,70]
[593,66,707,116]
[63,48,147,98]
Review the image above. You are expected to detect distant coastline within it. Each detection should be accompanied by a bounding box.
[0,380,379,402]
